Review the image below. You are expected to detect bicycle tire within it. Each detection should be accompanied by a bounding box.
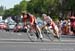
[27,28,37,42]
[42,28,55,41]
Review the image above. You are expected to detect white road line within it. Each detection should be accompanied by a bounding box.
[0,39,75,43]
[17,33,22,35]
[0,39,75,41]
[0,39,27,40]
[0,42,75,45]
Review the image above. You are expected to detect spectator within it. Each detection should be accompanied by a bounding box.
[69,12,75,35]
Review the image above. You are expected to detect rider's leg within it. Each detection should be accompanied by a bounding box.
[36,25,43,39]
[54,25,60,38]
[31,24,43,39]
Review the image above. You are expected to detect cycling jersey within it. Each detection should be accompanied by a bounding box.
[23,14,36,25]
[44,16,51,23]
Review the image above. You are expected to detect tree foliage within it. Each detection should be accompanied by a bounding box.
[3,0,75,20]
[0,6,4,16]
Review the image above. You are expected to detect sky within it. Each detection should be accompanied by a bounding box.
[0,0,22,9]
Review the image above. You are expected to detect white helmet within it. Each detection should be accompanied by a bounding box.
[47,16,52,21]
[42,14,47,17]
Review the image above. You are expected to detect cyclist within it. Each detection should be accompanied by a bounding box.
[42,14,60,39]
[22,12,43,39]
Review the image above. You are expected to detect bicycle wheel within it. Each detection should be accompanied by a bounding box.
[27,29,37,42]
[42,28,55,41]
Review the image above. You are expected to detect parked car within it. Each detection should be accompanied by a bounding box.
[0,20,7,30]
[13,23,23,32]
[13,23,28,32]
[6,21,16,31]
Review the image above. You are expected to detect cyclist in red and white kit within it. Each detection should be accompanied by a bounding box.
[42,14,60,39]
[22,12,43,39]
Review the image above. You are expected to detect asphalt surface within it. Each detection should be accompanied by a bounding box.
[0,30,75,51]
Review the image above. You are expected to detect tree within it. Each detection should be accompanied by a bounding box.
[20,0,27,11]
[3,8,13,19]
[58,0,75,19]
[3,0,62,20]
[13,4,21,16]
[0,6,4,16]
[27,0,60,19]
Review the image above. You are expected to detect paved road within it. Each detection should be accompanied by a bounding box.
[0,42,75,51]
[0,30,75,51]
[0,30,75,41]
